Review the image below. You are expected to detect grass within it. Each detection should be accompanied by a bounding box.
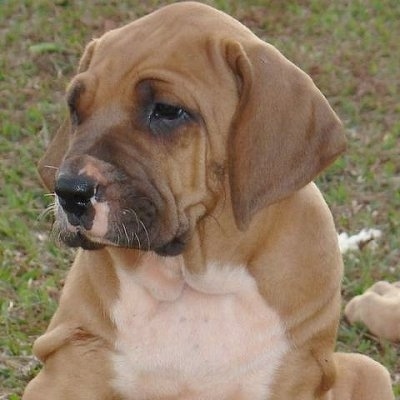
[0,0,399,398]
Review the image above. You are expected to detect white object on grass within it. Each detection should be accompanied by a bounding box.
[338,228,382,254]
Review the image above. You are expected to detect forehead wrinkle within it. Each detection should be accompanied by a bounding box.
[70,107,131,164]
[85,103,128,135]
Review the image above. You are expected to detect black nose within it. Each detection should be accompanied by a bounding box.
[55,175,96,221]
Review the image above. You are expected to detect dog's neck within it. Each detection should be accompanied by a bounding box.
[182,191,279,275]
[105,187,281,276]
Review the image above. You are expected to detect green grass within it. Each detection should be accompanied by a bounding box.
[1,0,399,398]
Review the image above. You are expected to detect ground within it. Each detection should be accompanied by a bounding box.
[0,0,399,398]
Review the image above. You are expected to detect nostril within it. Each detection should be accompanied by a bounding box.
[55,175,96,217]
[55,175,95,202]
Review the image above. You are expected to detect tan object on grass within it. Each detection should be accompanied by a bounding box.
[345,281,400,342]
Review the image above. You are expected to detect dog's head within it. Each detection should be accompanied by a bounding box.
[39,2,345,256]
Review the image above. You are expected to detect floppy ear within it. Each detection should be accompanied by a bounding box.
[37,118,71,191]
[37,39,98,191]
[226,40,346,230]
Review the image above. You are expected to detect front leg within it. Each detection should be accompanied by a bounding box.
[23,327,119,400]
[324,353,394,400]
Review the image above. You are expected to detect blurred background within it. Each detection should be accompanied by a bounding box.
[1,0,399,398]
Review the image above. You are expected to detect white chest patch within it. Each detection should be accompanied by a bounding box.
[111,255,289,400]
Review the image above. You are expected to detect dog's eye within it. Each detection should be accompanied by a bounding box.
[152,103,186,120]
[149,103,190,134]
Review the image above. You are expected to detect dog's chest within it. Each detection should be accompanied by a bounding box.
[111,258,289,400]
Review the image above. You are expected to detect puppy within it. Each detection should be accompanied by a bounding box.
[23,2,394,399]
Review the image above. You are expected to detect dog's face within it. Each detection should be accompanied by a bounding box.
[39,2,345,256]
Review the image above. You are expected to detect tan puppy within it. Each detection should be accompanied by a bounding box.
[23,3,394,399]
[345,281,400,342]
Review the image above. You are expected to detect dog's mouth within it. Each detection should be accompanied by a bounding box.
[54,183,189,256]
[57,227,106,250]
[153,234,188,256]
[56,220,188,256]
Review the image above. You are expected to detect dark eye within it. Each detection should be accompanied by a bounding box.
[148,102,190,134]
[152,103,185,120]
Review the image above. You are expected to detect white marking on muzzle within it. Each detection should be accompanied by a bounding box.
[89,197,110,238]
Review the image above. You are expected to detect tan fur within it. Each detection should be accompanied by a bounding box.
[345,281,400,342]
[25,3,393,399]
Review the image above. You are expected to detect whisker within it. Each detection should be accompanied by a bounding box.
[121,223,130,246]
[57,231,63,246]
[122,208,147,251]
[49,224,62,246]
[38,204,56,222]
[134,231,141,251]
[115,223,123,247]
[42,165,59,171]
[137,218,151,251]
